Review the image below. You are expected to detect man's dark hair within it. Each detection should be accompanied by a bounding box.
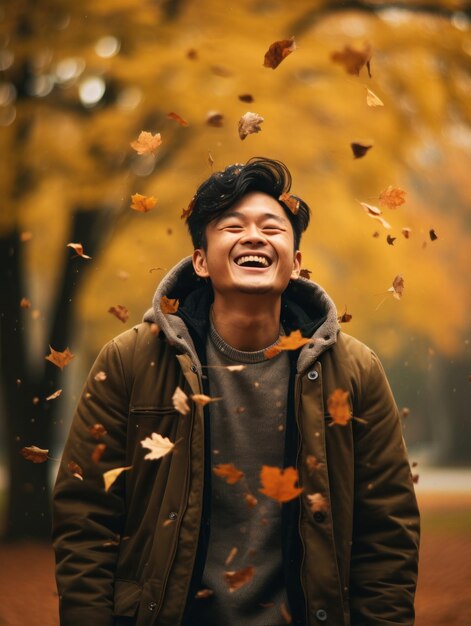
[185,157,311,249]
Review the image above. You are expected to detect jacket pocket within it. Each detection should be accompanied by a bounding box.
[114,579,142,617]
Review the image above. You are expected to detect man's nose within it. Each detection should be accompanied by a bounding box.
[239,225,267,245]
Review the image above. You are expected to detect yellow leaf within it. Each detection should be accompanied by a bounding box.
[103,466,132,492]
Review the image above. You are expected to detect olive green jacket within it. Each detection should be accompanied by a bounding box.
[52,258,419,626]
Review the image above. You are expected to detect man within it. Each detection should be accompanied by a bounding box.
[53,157,420,626]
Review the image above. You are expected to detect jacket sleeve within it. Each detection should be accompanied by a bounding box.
[349,350,420,625]
[52,339,131,626]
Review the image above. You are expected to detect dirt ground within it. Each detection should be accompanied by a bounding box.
[0,491,469,626]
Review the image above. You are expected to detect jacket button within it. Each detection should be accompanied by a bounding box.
[313,511,326,523]
[168,511,178,520]
[315,608,328,621]
[148,601,157,612]
[190,364,197,372]
[307,370,319,381]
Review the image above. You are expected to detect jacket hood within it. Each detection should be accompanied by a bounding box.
[143,256,340,374]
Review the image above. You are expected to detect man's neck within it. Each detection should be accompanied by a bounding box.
[211,296,281,351]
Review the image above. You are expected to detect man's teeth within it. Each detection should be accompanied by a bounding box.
[236,255,270,267]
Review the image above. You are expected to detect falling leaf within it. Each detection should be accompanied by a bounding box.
[46,389,62,401]
[372,231,380,238]
[225,547,238,566]
[90,423,108,438]
[213,463,245,484]
[327,389,352,426]
[186,48,198,60]
[68,460,83,480]
[388,274,404,300]
[299,268,312,280]
[280,601,292,624]
[32,396,40,405]
[387,235,396,246]
[191,393,222,406]
[366,88,384,107]
[160,296,179,314]
[20,231,33,242]
[20,297,31,309]
[429,229,438,241]
[331,43,372,76]
[264,330,310,359]
[259,465,303,503]
[379,186,406,209]
[130,193,157,213]
[167,111,189,127]
[67,242,92,259]
[103,466,132,491]
[195,589,214,599]
[238,111,264,140]
[359,203,391,229]
[279,192,300,214]
[141,432,175,460]
[401,407,411,419]
[224,566,255,592]
[412,474,419,484]
[130,131,162,156]
[172,386,190,415]
[402,227,412,239]
[238,93,254,102]
[45,346,75,370]
[208,152,214,167]
[20,445,49,463]
[305,455,323,473]
[206,111,224,127]
[351,142,373,159]
[210,64,232,77]
[225,364,246,372]
[245,493,258,508]
[307,492,329,514]
[108,305,129,323]
[92,443,106,464]
[94,371,107,382]
[263,36,296,69]
[337,307,352,323]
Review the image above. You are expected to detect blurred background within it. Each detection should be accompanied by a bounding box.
[0,0,470,624]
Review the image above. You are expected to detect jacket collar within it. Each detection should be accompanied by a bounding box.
[143,256,340,373]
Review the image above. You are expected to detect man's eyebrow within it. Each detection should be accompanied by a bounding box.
[218,211,287,223]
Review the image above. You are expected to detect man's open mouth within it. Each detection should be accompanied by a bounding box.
[234,254,272,268]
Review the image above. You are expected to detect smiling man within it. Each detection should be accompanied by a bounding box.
[53,157,420,626]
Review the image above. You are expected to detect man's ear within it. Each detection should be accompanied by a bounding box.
[192,248,210,278]
[290,250,302,280]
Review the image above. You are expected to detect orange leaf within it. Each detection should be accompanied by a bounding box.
[263,37,296,69]
[108,305,129,323]
[351,142,373,159]
[327,389,352,426]
[331,43,372,76]
[238,111,264,140]
[279,192,300,215]
[68,460,83,480]
[259,465,303,502]
[224,566,255,592]
[20,297,31,309]
[67,242,92,259]
[244,493,258,508]
[379,185,406,209]
[213,463,245,485]
[130,131,162,156]
[264,330,310,359]
[161,296,179,314]
[45,389,62,401]
[89,423,108,439]
[130,193,157,213]
[306,492,329,514]
[225,546,238,566]
[45,346,75,369]
[167,111,189,127]
[195,589,214,599]
[191,393,221,406]
[20,445,49,463]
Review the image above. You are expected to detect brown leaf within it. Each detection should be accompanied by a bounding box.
[195,589,214,599]
[264,330,310,359]
[160,296,179,314]
[327,389,352,426]
[305,455,323,473]
[20,445,49,463]
[337,307,352,323]
[245,493,258,508]
[238,111,264,140]
[103,466,132,491]
[331,43,372,76]
[379,186,406,209]
[20,231,33,242]
[210,64,233,77]
[278,192,300,215]
[225,546,238,566]
[108,305,129,323]
[388,274,404,300]
[402,227,412,239]
[172,386,190,415]
[46,389,62,401]
[306,492,329,514]
[224,566,255,592]
[130,131,162,156]
[238,93,254,102]
[130,193,157,213]
[67,242,92,259]
[429,229,438,241]
[186,48,198,60]
[280,601,293,624]
[263,36,296,69]
[401,407,411,419]
[191,393,222,406]
[366,88,384,107]
[89,423,108,439]
[20,297,31,309]
[299,268,312,280]
[386,235,396,246]
[45,346,75,370]
[206,111,224,127]
[213,463,245,485]
[92,443,106,464]
[167,111,189,127]
[351,142,373,159]
[259,465,303,503]
[68,460,83,480]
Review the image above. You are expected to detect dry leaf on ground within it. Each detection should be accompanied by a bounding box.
[238,112,264,140]
[45,346,75,369]
[172,386,190,415]
[140,432,175,460]
[130,131,162,156]
[263,37,296,69]
[213,463,245,484]
[20,445,49,463]
[224,566,255,592]
[259,465,303,502]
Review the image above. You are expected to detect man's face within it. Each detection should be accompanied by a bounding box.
[192,191,302,299]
